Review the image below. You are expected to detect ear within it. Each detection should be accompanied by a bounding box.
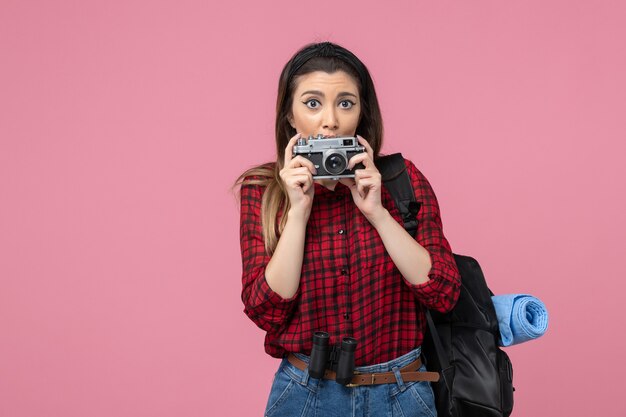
[287,114,295,129]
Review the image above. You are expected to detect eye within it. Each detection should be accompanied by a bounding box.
[303,99,321,109]
[339,100,355,109]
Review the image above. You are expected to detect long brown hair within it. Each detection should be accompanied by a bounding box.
[236,42,384,254]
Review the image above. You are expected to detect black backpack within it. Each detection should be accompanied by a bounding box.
[377,153,515,417]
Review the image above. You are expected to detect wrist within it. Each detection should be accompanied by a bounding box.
[287,206,311,224]
[366,208,391,229]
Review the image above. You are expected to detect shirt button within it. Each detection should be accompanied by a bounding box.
[338,229,345,235]
[343,313,350,320]
[341,269,348,275]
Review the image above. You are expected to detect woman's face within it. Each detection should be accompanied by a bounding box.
[288,70,361,138]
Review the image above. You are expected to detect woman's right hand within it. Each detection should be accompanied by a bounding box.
[280,133,317,219]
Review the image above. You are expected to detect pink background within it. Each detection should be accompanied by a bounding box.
[1,1,625,416]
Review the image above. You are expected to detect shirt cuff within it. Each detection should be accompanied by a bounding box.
[404,258,459,306]
[249,273,299,308]
[243,273,300,332]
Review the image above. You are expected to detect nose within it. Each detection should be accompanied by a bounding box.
[322,107,338,132]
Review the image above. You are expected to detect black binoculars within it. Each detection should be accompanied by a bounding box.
[308,331,357,386]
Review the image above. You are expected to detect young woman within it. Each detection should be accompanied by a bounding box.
[237,42,461,417]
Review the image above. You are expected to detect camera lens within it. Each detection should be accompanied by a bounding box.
[324,153,347,175]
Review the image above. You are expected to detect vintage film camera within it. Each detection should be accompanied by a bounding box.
[292,134,365,179]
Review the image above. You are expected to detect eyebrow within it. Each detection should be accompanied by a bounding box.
[300,90,358,99]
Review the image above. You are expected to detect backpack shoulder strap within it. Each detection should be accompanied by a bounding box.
[378,153,453,390]
[377,153,421,238]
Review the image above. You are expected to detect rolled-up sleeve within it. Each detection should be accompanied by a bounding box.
[403,161,461,313]
[239,180,298,332]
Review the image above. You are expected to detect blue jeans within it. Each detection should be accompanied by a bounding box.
[264,347,437,417]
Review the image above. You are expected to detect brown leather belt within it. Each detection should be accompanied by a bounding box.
[287,354,440,387]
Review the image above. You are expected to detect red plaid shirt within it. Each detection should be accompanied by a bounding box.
[239,158,460,366]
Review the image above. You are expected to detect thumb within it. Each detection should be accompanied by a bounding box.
[339,178,356,191]
[339,178,361,200]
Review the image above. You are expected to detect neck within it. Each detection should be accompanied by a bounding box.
[316,179,339,191]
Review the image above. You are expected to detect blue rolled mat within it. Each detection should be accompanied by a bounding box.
[491,294,549,347]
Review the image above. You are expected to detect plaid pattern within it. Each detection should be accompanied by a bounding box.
[240,158,460,366]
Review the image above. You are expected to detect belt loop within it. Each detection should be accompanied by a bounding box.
[392,366,406,392]
[300,365,310,386]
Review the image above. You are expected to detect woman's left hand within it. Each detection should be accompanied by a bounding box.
[339,135,387,223]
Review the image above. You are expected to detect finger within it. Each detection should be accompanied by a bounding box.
[283,166,314,178]
[357,182,368,199]
[356,177,377,189]
[285,173,313,187]
[339,178,356,188]
[348,152,376,171]
[302,176,315,193]
[280,166,307,183]
[356,135,375,159]
[354,169,380,182]
[339,177,355,187]
[357,173,379,190]
[298,174,314,193]
[289,155,317,174]
[283,133,302,167]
